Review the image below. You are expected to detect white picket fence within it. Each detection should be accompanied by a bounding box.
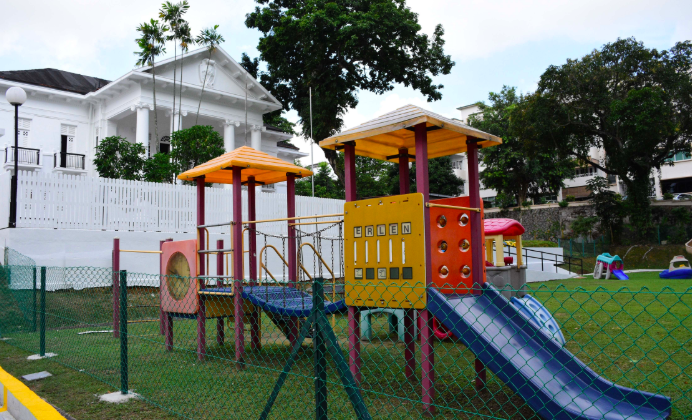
[15,171,345,235]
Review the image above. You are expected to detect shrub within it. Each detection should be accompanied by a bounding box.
[171,125,225,174]
[663,192,674,200]
[143,153,176,183]
[565,195,576,202]
[93,136,145,180]
[558,200,569,208]
[521,200,532,208]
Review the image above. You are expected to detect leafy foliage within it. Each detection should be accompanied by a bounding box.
[530,38,692,235]
[570,216,599,240]
[143,153,176,183]
[195,25,225,124]
[245,0,455,183]
[295,162,344,199]
[135,19,168,147]
[170,125,225,174]
[93,136,146,180]
[469,86,574,205]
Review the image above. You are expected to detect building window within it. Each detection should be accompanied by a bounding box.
[451,160,464,170]
[17,118,31,146]
[667,150,692,162]
[61,124,76,153]
[574,166,597,178]
[159,136,170,154]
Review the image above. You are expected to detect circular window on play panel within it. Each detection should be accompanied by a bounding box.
[459,239,470,252]
[166,252,191,301]
[459,213,469,226]
[438,241,448,253]
[461,265,471,278]
[439,265,449,278]
[437,215,447,228]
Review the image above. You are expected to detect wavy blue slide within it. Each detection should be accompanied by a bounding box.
[427,285,671,420]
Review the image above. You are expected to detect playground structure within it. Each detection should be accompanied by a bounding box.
[594,253,630,280]
[110,105,672,419]
[659,255,692,279]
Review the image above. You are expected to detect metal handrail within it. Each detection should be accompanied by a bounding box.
[5,146,40,165]
[502,244,584,275]
[54,152,85,170]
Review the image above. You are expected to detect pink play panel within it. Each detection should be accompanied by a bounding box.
[160,239,199,314]
[484,218,525,236]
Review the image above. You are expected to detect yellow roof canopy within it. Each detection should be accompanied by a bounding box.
[177,146,313,185]
[319,105,502,163]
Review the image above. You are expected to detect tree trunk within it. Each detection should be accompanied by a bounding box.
[324,148,345,188]
[178,48,184,129]
[152,60,159,155]
[196,51,212,125]
[172,43,177,136]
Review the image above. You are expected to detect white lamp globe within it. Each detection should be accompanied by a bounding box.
[6,87,27,106]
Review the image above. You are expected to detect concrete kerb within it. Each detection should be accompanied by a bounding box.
[0,366,66,420]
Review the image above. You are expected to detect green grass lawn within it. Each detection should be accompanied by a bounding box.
[1,273,690,419]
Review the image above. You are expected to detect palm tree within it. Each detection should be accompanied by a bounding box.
[160,1,189,133]
[135,19,169,150]
[177,22,193,130]
[195,25,225,124]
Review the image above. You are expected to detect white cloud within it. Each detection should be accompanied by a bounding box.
[409,0,691,60]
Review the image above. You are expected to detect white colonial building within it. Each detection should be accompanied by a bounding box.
[0,46,306,193]
[452,103,692,205]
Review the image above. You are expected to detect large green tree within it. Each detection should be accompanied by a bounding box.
[245,0,455,184]
[530,38,692,233]
[385,156,463,196]
[295,162,344,199]
[468,86,575,205]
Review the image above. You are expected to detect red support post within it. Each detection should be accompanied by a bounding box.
[467,140,487,389]
[344,142,361,385]
[196,177,206,361]
[286,173,299,346]
[113,237,120,339]
[217,239,225,346]
[415,123,435,416]
[399,148,416,380]
[232,166,245,365]
[248,177,261,350]
[161,238,173,339]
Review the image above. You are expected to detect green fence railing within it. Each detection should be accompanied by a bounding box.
[1,260,691,419]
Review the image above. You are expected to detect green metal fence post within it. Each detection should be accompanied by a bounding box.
[119,270,128,395]
[39,267,46,357]
[569,239,573,257]
[582,240,585,257]
[314,278,328,420]
[32,267,37,333]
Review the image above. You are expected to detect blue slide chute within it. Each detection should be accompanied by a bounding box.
[428,285,671,420]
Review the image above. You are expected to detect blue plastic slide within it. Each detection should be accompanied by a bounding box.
[427,285,671,420]
[611,270,630,280]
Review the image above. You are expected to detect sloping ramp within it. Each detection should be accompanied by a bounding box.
[427,285,671,420]
[242,286,346,318]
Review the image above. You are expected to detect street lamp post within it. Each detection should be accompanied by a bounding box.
[6,87,27,228]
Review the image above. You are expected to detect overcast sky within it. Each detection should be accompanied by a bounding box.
[2,0,691,164]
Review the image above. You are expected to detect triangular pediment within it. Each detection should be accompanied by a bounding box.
[137,47,280,106]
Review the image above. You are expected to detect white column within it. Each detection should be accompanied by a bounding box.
[223,120,240,152]
[250,125,265,151]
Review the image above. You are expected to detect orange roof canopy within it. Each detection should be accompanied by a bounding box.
[177,146,313,185]
[319,105,502,163]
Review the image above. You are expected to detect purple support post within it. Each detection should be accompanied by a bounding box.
[248,177,261,350]
[286,173,299,346]
[415,123,435,416]
[196,177,206,361]
[165,313,174,351]
[113,237,120,339]
[399,148,416,380]
[217,239,225,346]
[344,142,362,385]
[232,166,245,365]
[467,139,487,389]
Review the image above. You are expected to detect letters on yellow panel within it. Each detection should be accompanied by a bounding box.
[344,193,427,309]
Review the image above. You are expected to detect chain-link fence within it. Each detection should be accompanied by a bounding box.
[1,256,690,419]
